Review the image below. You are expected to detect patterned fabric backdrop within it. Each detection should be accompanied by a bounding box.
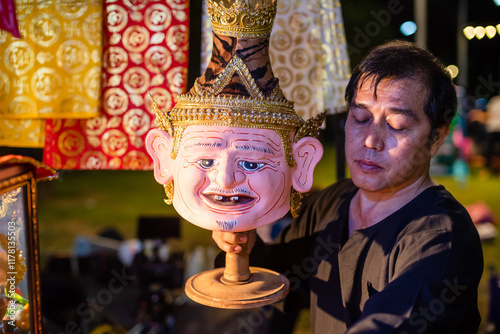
[200,0,350,120]
[43,0,190,170]
[0,0,103,148]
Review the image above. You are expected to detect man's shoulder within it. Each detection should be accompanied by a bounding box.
[399,185,475,235]
[305,179,357,206]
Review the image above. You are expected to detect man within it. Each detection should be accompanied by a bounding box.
[213,40,484,333]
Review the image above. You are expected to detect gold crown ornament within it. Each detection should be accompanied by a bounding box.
[207,0,277,38]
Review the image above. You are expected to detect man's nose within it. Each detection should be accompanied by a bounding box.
[364,124,384,151]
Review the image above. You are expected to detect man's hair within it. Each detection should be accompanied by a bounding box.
[345,40,457,137]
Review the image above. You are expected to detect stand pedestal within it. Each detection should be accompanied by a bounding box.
[185,248,289,309]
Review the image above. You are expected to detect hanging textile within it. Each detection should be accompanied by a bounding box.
[0,0,103,148]
[0,0,102,119]
[200,0,350,119]
[0,0,21,38]
[43,0,190,170]
[0,118,45,148]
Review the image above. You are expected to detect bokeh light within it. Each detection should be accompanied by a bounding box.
[446,65,459,79]
[400,21,417,36]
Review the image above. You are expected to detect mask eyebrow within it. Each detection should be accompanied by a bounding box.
[234,145,275,155]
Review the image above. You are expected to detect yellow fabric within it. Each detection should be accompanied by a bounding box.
[0,0,102,119]
[0,118,45,148]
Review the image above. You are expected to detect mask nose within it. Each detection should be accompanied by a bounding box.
[213,161,245,188]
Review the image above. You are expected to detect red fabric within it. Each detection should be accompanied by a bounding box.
[43,0,190,170]
[0,0,20,38]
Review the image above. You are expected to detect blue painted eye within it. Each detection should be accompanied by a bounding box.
[198,159,216,169]
[239,161,264,171]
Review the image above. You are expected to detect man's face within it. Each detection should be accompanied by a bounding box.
[345,77,443,195]
[171,125,293,232]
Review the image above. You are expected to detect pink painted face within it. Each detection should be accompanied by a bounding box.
[146,125,323,232]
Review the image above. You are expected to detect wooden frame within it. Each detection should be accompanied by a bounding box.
[0,162,43,334]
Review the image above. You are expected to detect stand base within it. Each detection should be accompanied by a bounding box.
[185,266,290,309]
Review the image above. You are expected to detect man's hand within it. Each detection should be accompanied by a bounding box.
[212,230,257,254]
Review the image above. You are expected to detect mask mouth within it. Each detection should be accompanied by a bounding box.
[203,193,255,206]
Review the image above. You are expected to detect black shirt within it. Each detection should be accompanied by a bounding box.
[250,179,483,333]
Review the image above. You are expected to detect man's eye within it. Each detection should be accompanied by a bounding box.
[239,161,265,171]
[198,159,216,169]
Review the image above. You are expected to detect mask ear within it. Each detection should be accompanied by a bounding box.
[145,128,174,185]
[292,137,323,193]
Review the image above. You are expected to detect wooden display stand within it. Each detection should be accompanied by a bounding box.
[185,238,289,309]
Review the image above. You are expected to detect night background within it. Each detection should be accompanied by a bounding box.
[341,0,500,104]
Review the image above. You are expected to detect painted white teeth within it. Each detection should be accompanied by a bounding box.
[214,195,223,201]
[230,196,239,202]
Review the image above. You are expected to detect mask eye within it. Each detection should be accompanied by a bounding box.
[198,159,216,169]
[239,161,264,172]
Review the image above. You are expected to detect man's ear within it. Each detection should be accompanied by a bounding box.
[430,125,450,157]
[145,128,174,185]
[291,137,324,193]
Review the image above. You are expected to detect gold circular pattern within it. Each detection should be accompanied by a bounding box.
[124,0,148,11]
[30,14,61,47]
[58,129,85,157]
[8,96,36,116]
[56,0,88,19]
[84,66,102,100]
[60,95,92,114]
[102,129,128,157]
[145,87,172,114]
[123,151,151,170]
[274,67,293,88]
[103,88,129,116]
[144,46,172,73]
[122,25,150,53]
[0,30,7,44]
[0,71,9,100]
[288,12,310,32]
[308,65,323,87]
[145,4,172,32]
[81,151,108,169]
[14,3,33,20]
[290,48,311,69]
[270,30,292,51]
[168,0,189,10]
[291,85,312,105]
[166,25,188,51]
[106,5,128,33]
[166,66,187,95]
[103,47,128,74]
[83,116,107,136]
[56,40,89,74]
[4,41,35,75]
[123,67,150,94]
[31,67,62,102]
[307,28,323,50]
[276,0,292,14]
[83,12,103,46]
[307,0,322,15]
[123,109,150,136]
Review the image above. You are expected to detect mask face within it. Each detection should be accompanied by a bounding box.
[147,125,323,232]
